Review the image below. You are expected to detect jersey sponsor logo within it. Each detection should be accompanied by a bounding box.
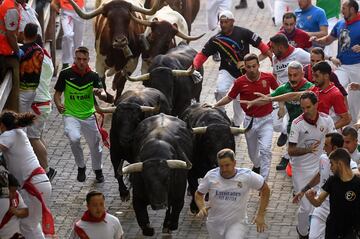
[261,80,267,88]
[275,63,289,72]
[215,190,241,201]
[237,181,242,188]
[345,191,356,201]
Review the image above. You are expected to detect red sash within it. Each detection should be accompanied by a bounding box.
[0,192,19,229]
[31,101,51,115]
[95,113,110,148]
[74,221,90,239]
[22,167,55,236]
[74,211,106,239]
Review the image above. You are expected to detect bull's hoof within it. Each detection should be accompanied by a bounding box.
[119,190,130,202]
[142,225,155,236]
[169,222,178,231]
[162,227,171,234]
[190,201,199,214]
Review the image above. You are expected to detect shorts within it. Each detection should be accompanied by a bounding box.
[27,103,52,139]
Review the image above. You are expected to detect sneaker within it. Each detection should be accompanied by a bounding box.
[252,166,260,174]
[277,133,288,147]
[257,0,265,9]
[235,0,247,9]
[77,167,86,182]
[276,156,289,171]
[95,169,104,183]
[212,52,221,62]
[46,167,57,182]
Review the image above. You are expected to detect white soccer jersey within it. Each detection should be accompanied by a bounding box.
[70,213,123,239]
[351,149,360,165]
[289,113,336,171]
[198,167,264,234]
[273,48,310,85]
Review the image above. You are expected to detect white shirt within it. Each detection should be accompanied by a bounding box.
[272,47,310,85]
[351,149,360,165]
[70,213,123,239]
[197,168,264,234]
[0,129,41,186]
[34,54,54,102]
[0,191,27,239]
[19,3,42,35]
[313,154,358,220]
[289,113,336,171]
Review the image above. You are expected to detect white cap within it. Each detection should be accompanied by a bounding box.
[218,10,235,20]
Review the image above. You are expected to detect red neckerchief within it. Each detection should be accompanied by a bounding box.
[81,210,106,223]
[71,64,91,77]
[291,78,307,91]
[276,46,295,60]
[303,112,319,126]
[279,27,297,40]
[22,167,55,236]
[0,192,19,229]
[346,13,360,26]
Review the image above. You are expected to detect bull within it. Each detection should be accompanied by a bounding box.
[97,88,171,201]
[68,0,165,102]
[122,113,192,236]
[127,43,203,116]
[145,0,200,34]
[180,104,253,213]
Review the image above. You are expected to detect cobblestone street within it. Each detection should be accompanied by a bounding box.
[47,0,300,238]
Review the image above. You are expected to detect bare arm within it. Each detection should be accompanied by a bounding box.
[306,189,329,207]
[288,141,320,157]
[254,182,270,233]
[54,91,65,114]
[214,96,233,108]
[195,191,209,218]
[293,173,320,203]
[306,26,328,38]
[334,112,351,129]
[312,34,337,46]
[271,92,302,102]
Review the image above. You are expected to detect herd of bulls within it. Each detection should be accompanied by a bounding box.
[67,0,252,236]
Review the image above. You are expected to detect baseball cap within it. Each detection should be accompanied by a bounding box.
[218,10,235,20]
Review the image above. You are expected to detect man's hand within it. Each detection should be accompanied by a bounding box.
[236,61,245,70]
[348,82,360,91]
[308,140,320,153]
[56,104,65,114]
[292,192,305,204]
[196,207,210,218]
[202,103,214,108]
[330,57,341,67]
[305,189,317,201]
[352,44,360,53]
[253,214,267,233]
[277,106,286,119]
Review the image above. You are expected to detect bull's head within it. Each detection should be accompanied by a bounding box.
[68,0,166,57]
[130,13,204,61]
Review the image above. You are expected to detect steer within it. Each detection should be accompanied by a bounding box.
[127,43,203,116]
[68,0,165,102]
[180,103,253,213]
[97,88,171,201]
[122,113,192,236]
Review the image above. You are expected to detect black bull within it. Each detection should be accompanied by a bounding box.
[122,114,192,236]
[181,103,253,213]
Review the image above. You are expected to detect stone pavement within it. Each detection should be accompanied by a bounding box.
[47,0,300,238]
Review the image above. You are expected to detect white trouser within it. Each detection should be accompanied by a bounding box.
[244,114,273,179]
[266,0,275,17]
[324,17,338,58]
[274,0,298,26]
[60,9,85,64]
[19,174,52,239]
[19,90,36,113]
[335,63,360,125]
[216,70,245,126]
[207,0,232,31]
[64,115,102,170]
[207,221,247,239]
[292,166,317,236]
[309,215,326,239]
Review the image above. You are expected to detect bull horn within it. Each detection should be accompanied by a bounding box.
[130,13,152,27]
[68,0,103,19]
[191,127,207,134]
[172,67,194,77]
[230,118,254,135]
[130,0,165,15]
[122,162,143,174]
[97,106,117,113]
[176,31,205,42]
[166,160,191,169]
[126,73,150,81]
[140,105,159,113]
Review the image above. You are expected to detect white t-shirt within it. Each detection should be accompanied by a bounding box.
[351,149,360,165]
[289,113,336,171]
[70,213,123,239]
[19,3,42,35]
[0,191,27,239]
[313,154,358,220]
[272,48,310,85]
[0,129,40,186]
[197,167,264,234]
[35,54,54,102]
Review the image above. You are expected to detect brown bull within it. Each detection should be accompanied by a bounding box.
[68,0,165,102]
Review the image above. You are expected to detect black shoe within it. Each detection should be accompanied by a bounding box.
[277,133,288,147]
[252,166,260,174]
[272,17,275,26]
[46,167,57,182]
[235,0,247,9]
[257,0,264,9]
[95,169,104,183]
[276,157,289,171]
[77,167,86,182]
[212,52,221,62]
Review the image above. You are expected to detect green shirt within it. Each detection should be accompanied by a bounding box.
[316,0,340,19]
[271,81,314,133]
[54,67,102,119]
